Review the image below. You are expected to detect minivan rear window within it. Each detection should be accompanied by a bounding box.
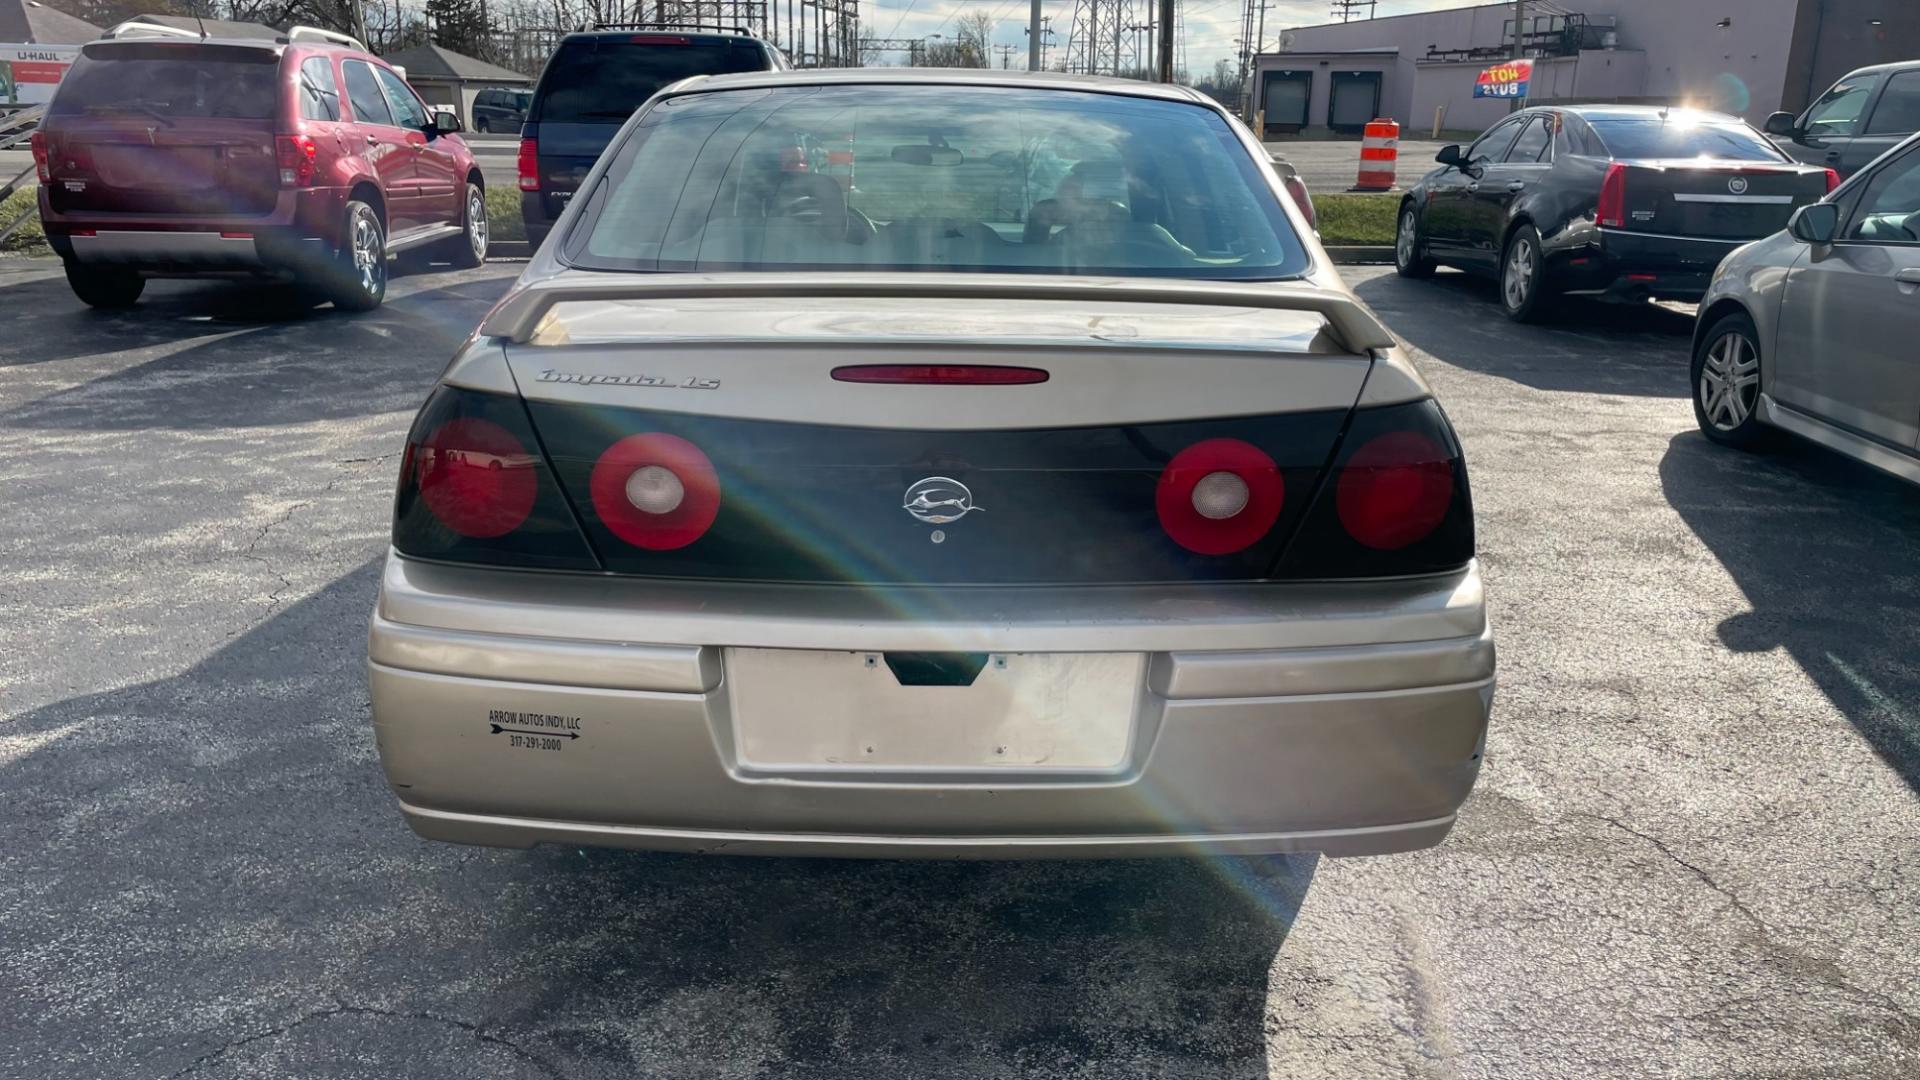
[531,39,765,124]
[1589,118,1786,161]
[54,45,279,119]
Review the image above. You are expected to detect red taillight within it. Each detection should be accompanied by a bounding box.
[1282,175,1316,231]
[1596,163,1628,228]
[831,364,1049,385]
[1824,167,1841,193]
[70,229,96,237]
[1156,438,1285,556]
[274,135,317,188]
[1335,432,1454,550]
[590,433,721,551]
[517,138,539,192]
[414,418,539,538]
[629,34,690,44]
[29,130,49,182]
[219,232,254,239]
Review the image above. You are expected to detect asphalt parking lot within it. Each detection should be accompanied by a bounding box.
[2,256,1916,1079]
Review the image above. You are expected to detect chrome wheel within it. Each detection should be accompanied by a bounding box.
[1699,330,1760,431]
[467,187,489,259]
[1396,210,1416,268]
[352,211,384,296]
[1503,235,1535,309]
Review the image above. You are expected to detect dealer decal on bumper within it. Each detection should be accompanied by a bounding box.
[487,709,582,752]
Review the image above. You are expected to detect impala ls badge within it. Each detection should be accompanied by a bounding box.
[903,476,981,526]
[1727,176,1749,195]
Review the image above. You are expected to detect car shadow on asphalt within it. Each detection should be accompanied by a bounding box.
[1661,431,1920,794]
[1352,269,1697,398]
[2,558,1317,1078]
[1,269,519,431]
[0,265,517,370]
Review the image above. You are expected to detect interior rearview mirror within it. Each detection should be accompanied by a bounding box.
[1435,144,1464,169]
[431,109,463,135]
[1788,202,1839,245]
[1763,111,1798,138]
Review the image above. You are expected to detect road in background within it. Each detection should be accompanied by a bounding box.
[1,260,1914,1078]
[1268,138,1450,192]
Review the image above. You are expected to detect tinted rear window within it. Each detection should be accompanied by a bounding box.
[53,45,279,119]
[1589,117,1786,161]
[531,39,766,123]
[569,84,1308,281]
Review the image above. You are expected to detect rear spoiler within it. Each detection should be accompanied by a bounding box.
[479,273,1398,354]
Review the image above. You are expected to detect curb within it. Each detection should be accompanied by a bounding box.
[487,240,532,259]
[1326,246,1395,265]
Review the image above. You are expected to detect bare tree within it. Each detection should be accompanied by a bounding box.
[952,10,994,68]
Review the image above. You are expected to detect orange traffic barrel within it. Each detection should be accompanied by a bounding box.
[1353,118,1400,192]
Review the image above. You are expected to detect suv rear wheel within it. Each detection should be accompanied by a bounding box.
[328,200,387,312]
[64,262,145,309]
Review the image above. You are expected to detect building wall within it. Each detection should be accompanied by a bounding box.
[1408,56,1577,134]
[1280,0,1812,121]
[1251,53,1403,134]
[1783,0,1920,113]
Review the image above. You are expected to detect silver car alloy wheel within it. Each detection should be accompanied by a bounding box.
[1503,236,1535,309]
[1397,210,1416,269]
[467,188,489,259]
[353,212,384,296]
[1700,330,1761,431]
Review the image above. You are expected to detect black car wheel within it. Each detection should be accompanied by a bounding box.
[1394,205,1435,278]
[475,117,490,134]
[327,200,386,312]
[1692,311,1770,449]
[64,262,144,309]
[1499,224,1555,323]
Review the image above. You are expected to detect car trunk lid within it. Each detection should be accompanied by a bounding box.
[487,275,1390,585]
[1610,160,1828,239]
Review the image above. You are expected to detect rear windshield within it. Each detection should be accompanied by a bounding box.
[531,39,765,123]
[1589,117,1786,161]
[53,45,280,120]
[568,85,1308,281]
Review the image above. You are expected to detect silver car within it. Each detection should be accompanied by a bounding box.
[1694,130,1920,482]
[368,70,1494,860]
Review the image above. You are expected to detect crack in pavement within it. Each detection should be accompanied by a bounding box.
[161,1000,570,1080]
[1588,812,1920,1032]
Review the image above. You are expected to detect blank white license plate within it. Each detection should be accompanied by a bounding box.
[726,649,1143,770]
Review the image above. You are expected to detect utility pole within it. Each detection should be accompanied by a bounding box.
[996,43,1017,68]
[1113,5,1122,76]
[1156,0,1172,82]
[1029,0,1042,69]
[1511,0,1526,111]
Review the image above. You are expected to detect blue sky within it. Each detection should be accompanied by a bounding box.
[862,0,1488,77]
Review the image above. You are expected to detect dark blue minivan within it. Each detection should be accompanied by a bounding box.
[518,25,787,249]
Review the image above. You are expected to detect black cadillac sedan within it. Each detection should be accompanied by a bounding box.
[1395,106,1837,322]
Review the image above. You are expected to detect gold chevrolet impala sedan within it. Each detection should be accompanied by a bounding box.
[367,69,1494,859]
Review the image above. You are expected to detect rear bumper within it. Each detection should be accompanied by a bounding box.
[1555,229,1749,300]
[41,187,346,272]
[368,552,1495,859]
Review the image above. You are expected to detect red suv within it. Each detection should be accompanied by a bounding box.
[34,27,487,311]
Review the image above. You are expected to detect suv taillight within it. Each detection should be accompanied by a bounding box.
[1270,399,1474,579]
[30,130,50,181]
[393,386,598,570]
[517,138,539,191]
[1596,163,1628,227]
[275,135,317,187]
